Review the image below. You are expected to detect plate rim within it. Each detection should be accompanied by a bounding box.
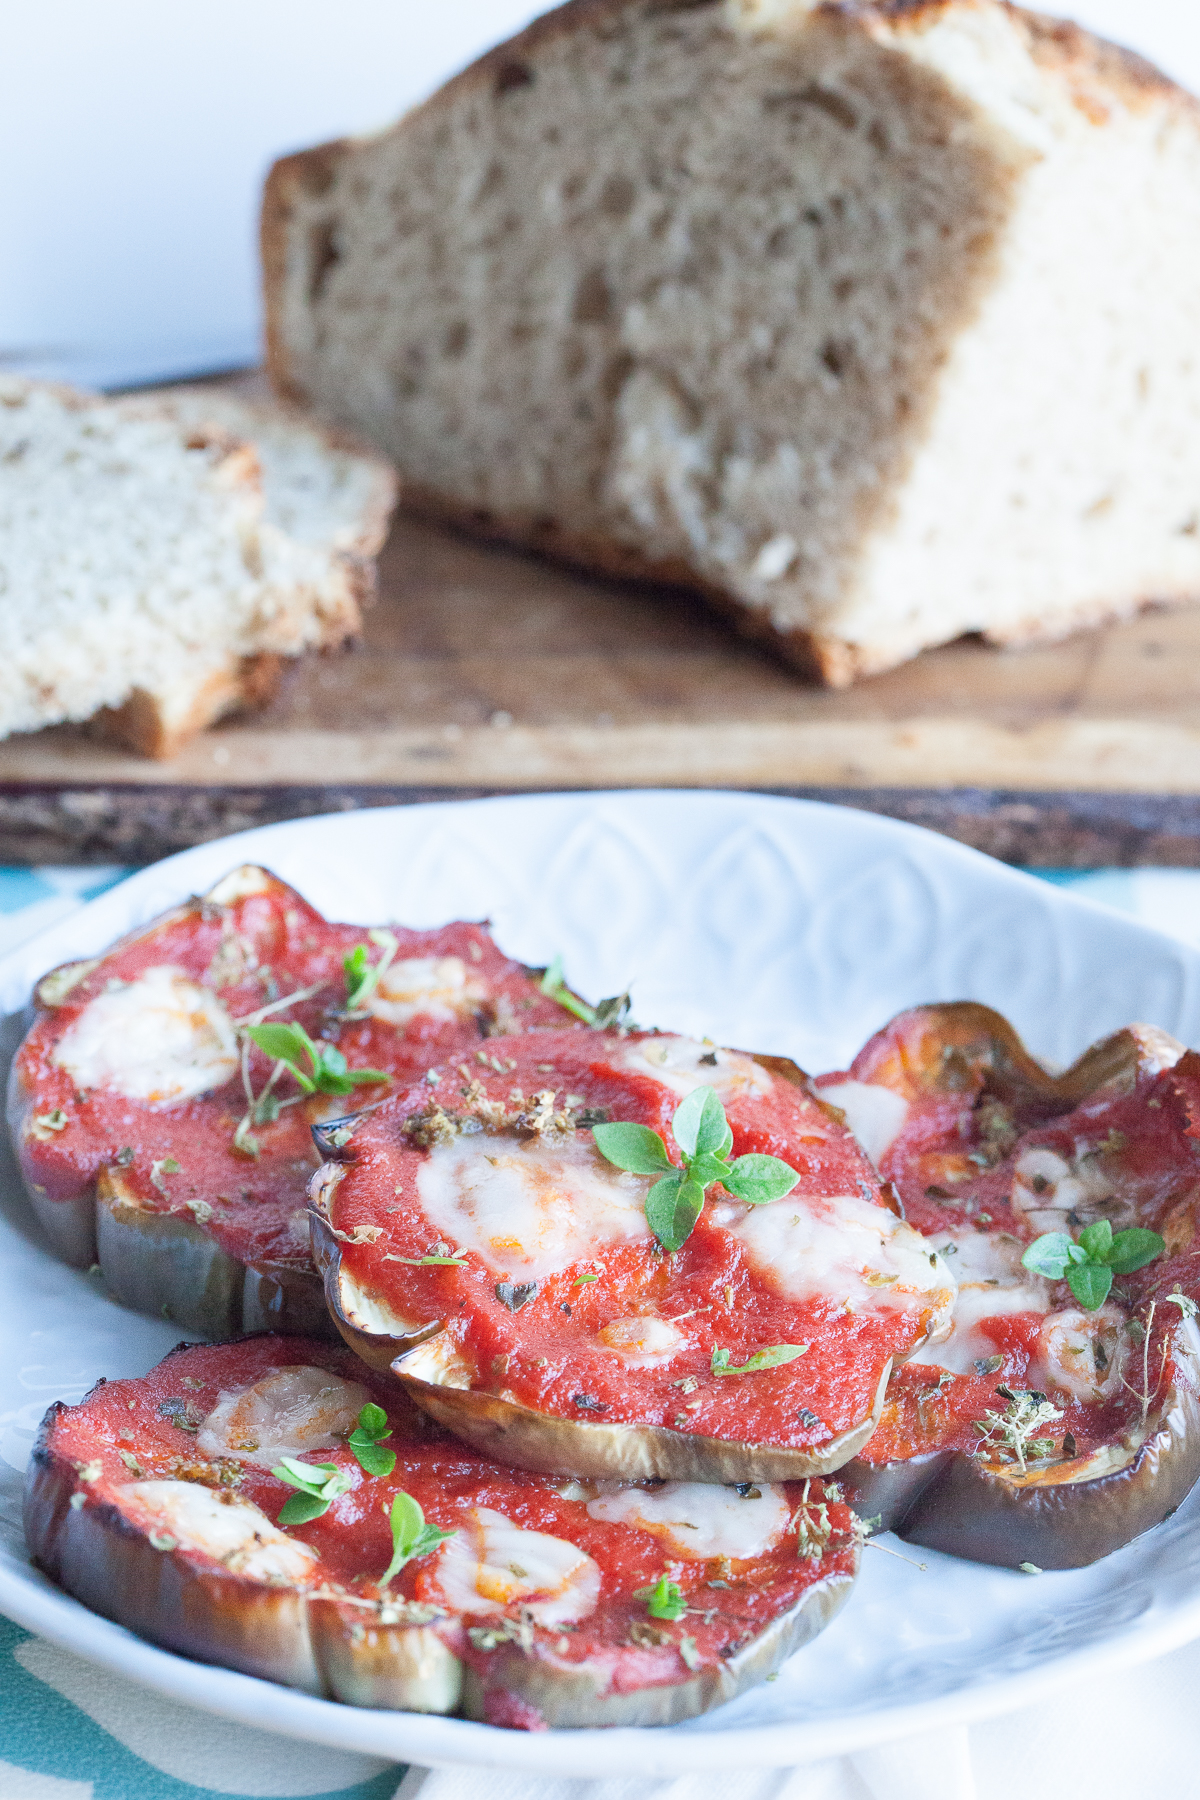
[5,787,1200,1774]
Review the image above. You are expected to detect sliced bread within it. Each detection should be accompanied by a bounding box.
[262,0,1200,683]
[0,378,397,756]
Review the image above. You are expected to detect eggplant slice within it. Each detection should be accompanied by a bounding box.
[9,864,582,1336]
[826,1006,1200,1567]
[26,1335,860,1727]
[309,1029,956,1483]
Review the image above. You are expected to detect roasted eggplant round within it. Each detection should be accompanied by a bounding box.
[25,1335,860,1727]
[9,864,577,1336]
[309,1029,956,1482]
[827,1005,1200,1566]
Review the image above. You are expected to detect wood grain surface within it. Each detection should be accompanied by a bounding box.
[4,403,1200,865]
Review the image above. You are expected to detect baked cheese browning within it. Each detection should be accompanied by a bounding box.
[434,1509,601,1624]
[366,957,490,1027]
[315,1030,956,1458]
[9,865,583,1310]
[25,1335,860,1726]
[51,968,240,1105]
[197,1366,372,1468]
[586,1481,791,1561]
[416,1131,653,1280]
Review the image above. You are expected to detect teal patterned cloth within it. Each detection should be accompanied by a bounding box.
[2,859,1199,1799]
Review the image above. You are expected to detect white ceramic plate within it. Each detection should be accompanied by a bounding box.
[4,790,1200,1777]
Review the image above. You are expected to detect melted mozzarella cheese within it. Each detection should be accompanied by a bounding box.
[417,1133,651,1280]
[729,1191,956,1329]
[52,966,238,1104]
[366,956,487,1027]
[123,1481,319,1582]
[908,1282,1052,1373]
[908,1228,1051,1373]
[596,1314,687,1367]
[817,1081,909,1168]
[197,1366,370,1468]
[1034,1303,1126,1402]
[587,1481,790,1560]
[433,1508,599,1624]
[619,1037,774,1103]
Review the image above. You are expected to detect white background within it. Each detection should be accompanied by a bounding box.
[3,1,1199,389]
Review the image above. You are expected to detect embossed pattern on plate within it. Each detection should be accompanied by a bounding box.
[3,791,1200,1777]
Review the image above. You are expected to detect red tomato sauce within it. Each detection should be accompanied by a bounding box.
[14,870,574,1272]
[38,1335,858,1691]
[326,1032,952,1451]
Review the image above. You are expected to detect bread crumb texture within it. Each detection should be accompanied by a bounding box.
[0,380,396,754]
[263,0,1200,681]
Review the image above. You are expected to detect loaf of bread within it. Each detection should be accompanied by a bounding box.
[262,0,1200,684]
[0,379,397,756]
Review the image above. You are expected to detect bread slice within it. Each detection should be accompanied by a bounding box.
[262,0,1200,684]
[0,379,397,756]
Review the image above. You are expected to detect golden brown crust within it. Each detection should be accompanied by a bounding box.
[90,653,285,759]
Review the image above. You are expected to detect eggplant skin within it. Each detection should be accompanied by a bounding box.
[23,1405,462,1712]
[461,1567,857,1730]
[8,1048,331,1339]
[845,1320,1200,1570]
[394,1364,892,1485]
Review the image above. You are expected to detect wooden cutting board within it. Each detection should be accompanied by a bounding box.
[4,432,1200,866]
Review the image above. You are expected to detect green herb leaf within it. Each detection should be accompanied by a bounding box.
[348,1403,396,1478]
[672,1086,727,1158]
[247,1021,388,1098]
[248,1022,318,1091]
[1077,1218,1114,1262]
[278,1490,335,1525]
[635,1574,687,1622]
[539,955,597,1025]
[1023,1223,1163,1308]
[645,1173,705,1254]
[1107,1227,1166,1275]
[592,1121,674,1175]
[271,1456,352,1524]
[1021,1232,1074,1280]
[720,1154,800,1206]
[688,1150,736,1190]
[1066,1262,1113,1310]
[379,1489,456,1590]
[711,1343,808,1375]
[343,930,399,1012]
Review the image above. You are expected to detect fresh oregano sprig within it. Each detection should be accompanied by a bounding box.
[711,1344,808,1376]
[634,1574,687,1621]
[246,1021,390,1098]
[1022,1219,1164,1310]
[272,1456,352,1525]
[593,1086,799,1252]
[348,1402,396,1478]
[378,1490,456,1590]
[343,929,399,1014]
